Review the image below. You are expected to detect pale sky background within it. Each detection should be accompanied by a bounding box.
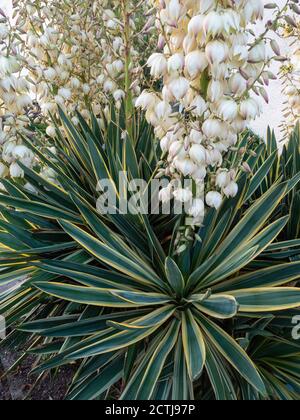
[0,0,290,139]
[1,0,11,14]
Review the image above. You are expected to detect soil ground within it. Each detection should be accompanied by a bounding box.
[0,348,74,400]
[0,282,71,400]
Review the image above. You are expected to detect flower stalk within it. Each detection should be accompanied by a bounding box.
[122,0,134,139]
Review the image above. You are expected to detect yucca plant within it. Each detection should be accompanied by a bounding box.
[249,125,300,242]
[0,108,300,400]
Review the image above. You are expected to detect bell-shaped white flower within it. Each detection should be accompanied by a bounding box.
[223,181,239,198]
[169,141,185,159]
[167,0,183,24]
[217,98,238,121]
[207,80,224,102]
[169,77,189,100]
[189,129,203,144]
[187,198,205,218]
[223,10,240,34]
[191,95,207,117]
[232,45,249,63]
[175,157,197,176]
[0,24,9,41]
[103,79,116,93]
[46,126,56,138]
[159,185,173,203]
[203,11,224,37]
[229,73,247,95]
[173,188,193,203]
[58,88,72,100]
[147,53,168,78]
[192,166,207,182]
[188,15,204,36]
[216,170,231,189]
[202,119,224,138]
[155,101,172,120]
[13,145,34,167]
[24,183,38,194]
[205,40,229,65]
[3,141,17,164]
[135,91,157,110]
[0,56,20,75]
[44,68,57,81]
[244,0,264,22]
[160,136,171,153]
[113,89,125,102]
[206,149,223,167]
[168,53,184,74]
[206,191,223,210]
[83,84,91,95]
[185,51,208,79]
[239,98,261,120]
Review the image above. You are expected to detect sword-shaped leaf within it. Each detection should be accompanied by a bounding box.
[136,320,180,400]
[34,282,170,308]
[182,309,206,381]
[165,257,185,296]
[195,312,266,396]
[228,287,300,312]
[192,294,238,319]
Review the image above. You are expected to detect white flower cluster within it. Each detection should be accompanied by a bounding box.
[0,10,34,180]
[136,0,276,227]
[0,0,152,182]
[16,0,147,131]
[280,12,300,136]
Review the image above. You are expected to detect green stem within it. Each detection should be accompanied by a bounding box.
[122,0,133,140]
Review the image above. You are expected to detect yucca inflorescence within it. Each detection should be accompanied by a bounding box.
[0,0,154,182]
[0,109,299,400]
[280,4,300,136]
[136,0,295,237]
[0,1,300,401]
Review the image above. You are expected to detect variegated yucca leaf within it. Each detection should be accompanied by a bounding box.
[0,110,299,400]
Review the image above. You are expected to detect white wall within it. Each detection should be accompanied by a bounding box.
[1,0,12,14]
[250,0,289,140]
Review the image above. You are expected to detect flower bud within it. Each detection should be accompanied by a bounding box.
[223,181,239,198]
